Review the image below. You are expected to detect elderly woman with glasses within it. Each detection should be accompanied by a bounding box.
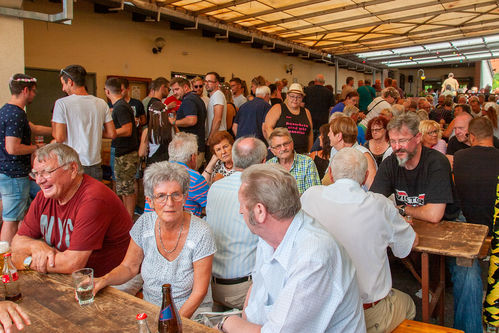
[94,162,216,319]
[419,120,447,155]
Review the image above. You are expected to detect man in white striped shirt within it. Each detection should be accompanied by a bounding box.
[206,136,267,310]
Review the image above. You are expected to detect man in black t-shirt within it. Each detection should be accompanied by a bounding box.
[170,77,207,170]
[371,112,454,224]
[446,112,499,168]
[448,117,499,333]
[454,116,499,232]
[105,78,139,218]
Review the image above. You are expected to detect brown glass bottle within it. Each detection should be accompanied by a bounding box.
[158,284,182,333]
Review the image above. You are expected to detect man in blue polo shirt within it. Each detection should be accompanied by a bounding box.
[143,133,208,217]
[0,74,51,242]
[232,86,271,142]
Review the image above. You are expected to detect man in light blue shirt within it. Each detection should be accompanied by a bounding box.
[206,136,267,310]
[218,164,365,333]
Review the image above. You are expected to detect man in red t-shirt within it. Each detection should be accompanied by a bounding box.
[11,143,132,277]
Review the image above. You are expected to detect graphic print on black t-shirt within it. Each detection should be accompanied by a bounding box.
[395,190,426,206]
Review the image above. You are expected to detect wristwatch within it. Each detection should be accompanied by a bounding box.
[398,205,407,217]
[23,256,32,270]
[217,316,229,332]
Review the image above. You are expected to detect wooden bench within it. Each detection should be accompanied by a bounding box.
[393,320,463,332]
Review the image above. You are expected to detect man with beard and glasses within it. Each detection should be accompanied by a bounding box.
[370,112,454,223]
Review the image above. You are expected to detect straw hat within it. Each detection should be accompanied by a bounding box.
[287,83,305,96]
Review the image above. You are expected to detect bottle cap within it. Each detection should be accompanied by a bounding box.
[136,313,147,320]
[3,253,11,257]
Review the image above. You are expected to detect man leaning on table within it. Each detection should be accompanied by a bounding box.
[370,112,454,223]
[11,143,132,278]
[218,164,365,333]
[301,148,418,332]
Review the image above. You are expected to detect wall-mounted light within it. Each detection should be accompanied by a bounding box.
[417,69,426,80]
[152,37,166,54]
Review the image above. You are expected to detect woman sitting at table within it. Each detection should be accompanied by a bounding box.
[364,116,390,167]
[419,120,447,155]
[202,131,235,184]
[94,162,216,318]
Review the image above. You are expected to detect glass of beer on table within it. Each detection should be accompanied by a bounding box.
[72,268,94,305]
[0,242,10,272]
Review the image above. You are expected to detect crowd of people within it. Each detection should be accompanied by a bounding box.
[0,65,498,333]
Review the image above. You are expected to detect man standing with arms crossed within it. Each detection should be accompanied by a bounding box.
[52,65,116,181]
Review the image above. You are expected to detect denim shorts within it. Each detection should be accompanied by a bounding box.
[0,174,30,222]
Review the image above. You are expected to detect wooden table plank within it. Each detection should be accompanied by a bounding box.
[17,271,218,333]
[412,219,488,259]
[408,219,489,324]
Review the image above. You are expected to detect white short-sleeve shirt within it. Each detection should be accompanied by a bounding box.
[52,94,112,166]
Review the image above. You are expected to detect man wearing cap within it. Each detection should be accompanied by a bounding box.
[441,73,459,96]
[264,83,314,153]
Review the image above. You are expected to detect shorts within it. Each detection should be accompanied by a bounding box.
[0,174,30,222]
[83,164,103,181]
[114,151,139,196]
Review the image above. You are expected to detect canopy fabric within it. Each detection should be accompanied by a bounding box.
[156,0,499,55]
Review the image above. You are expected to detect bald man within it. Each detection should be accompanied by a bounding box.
[304,74,336,139]
[446,112,499,168]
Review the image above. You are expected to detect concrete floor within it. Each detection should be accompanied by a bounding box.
[390,254,491,330]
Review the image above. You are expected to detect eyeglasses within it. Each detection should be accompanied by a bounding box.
[426,130,439,136]
[271,141,292,150]
[193,85,203,88]
[389,135,415,146]
[287,94,303,100]
[59,69,74,81]
[152,192,184,204]
[371,128,384,132]
[30,163,69,179]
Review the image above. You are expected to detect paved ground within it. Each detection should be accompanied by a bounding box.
[390,254,491,330]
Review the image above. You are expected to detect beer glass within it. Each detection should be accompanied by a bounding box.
[0,242,10,273]
[72,268,94,305]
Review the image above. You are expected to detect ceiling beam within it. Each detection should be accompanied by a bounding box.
[264,0,457,32]
[250,0,392,29]
[281,0,498,39]
[315,17,499,48]
[193,0,253,15]
[225,0,329,23]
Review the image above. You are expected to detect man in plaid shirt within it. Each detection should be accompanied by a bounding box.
[266,127,320,194]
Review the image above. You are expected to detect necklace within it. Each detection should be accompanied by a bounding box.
[158,218,184,254]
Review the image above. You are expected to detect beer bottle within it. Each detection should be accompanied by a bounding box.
[136,313,152,333]
[2,253,21,302]
[158,284,182,333]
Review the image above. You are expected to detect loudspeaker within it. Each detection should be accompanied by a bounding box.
[408,75,413,83]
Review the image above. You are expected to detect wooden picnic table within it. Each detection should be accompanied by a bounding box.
[406,218,488,324]
[16,270,218,332]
